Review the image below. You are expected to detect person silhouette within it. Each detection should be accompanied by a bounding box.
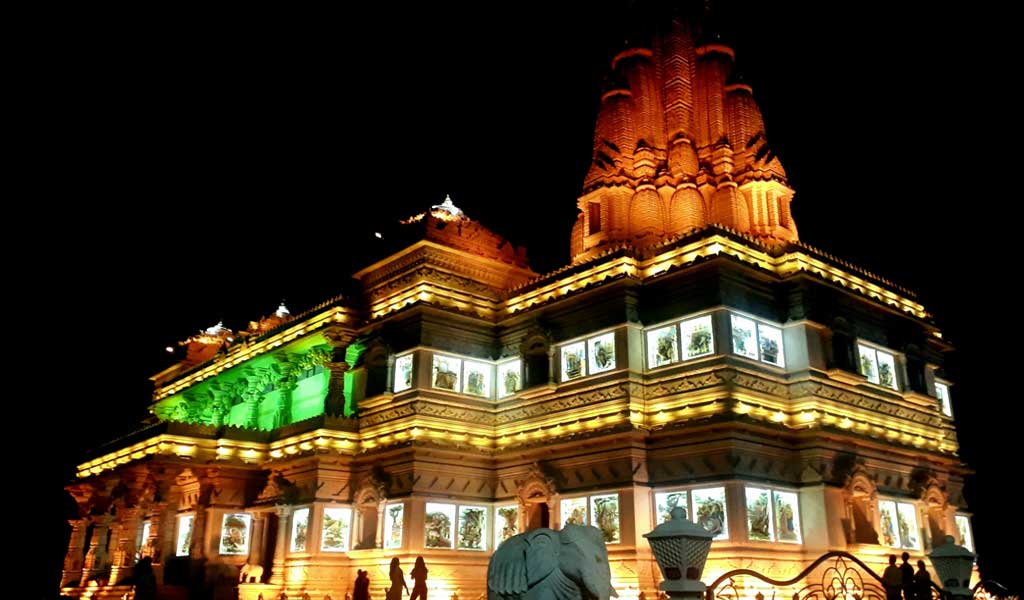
[353,569,370,600]
[914,560,932,600]
[132,557,157,600]
[900,552,915,600]
[883,554,903,600]
[386,558,409,600]
[410,556,428,600]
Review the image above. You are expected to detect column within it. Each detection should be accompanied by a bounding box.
[324,329,355,417]
[243,386,262,429]
[81,519,110,584]
[385,355,396,394]
[275,378,296,428]
[547,346,557,385]
[269,506,292,585]
[248,512,268,569]
[109,509,140,584]
[61,519,87,587]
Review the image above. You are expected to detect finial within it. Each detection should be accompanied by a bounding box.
[276,301,290,318]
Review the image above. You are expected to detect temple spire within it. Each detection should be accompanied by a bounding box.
[572,9,797,263]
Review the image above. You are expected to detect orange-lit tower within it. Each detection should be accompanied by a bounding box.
[572,15,797,263]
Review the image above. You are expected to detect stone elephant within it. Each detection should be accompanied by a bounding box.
[487,524,617,600]
[239,562,264,583]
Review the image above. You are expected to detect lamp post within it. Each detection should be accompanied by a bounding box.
[928,535,975,600]
[643,507,714,600]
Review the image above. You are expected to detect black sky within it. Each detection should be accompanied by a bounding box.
[33,2,1017,595]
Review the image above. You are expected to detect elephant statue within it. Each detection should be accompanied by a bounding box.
[239,562,264,583]
[487,524,618,600]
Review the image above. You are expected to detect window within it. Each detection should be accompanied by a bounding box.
[954,514,973,552]
[462,360,491,397]
[393,354,413,392]
[219,513,252,555]
[320,507,353,552]
[384,503,404,549]
[588,332,616,374]
[655,487,728,540]
[136,521,151,560]
[290,507,310,552]
[731,315,785,367]
[559,493,620,543]
[175,514,193,557]
[588,201,602,233]
[432,355,462,392]
[935,382,952,416]
[497,360,522,398]
[646,315,715,369]
[858,344,898,390]
[424,503,457,549]
[744,487,801,543]
[495,505,519,548]
[457,505,488,551]
[561,332,617,382]
[878,499,919,550]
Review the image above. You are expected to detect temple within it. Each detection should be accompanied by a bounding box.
[61,14,972,600]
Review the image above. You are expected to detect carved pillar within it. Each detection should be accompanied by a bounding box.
[324,329,355,417]
[109,508,141,584]
[81,518,110,584]
[547,346,557,385]
[61,519,87,587]
[248,512,267,569]
[210,393,228,427]
[385,354,396,394]
[269,506,293,585]
[243,386,262,429]
[275,377,297,429]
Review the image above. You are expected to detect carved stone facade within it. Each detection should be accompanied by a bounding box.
[62,12,970,600]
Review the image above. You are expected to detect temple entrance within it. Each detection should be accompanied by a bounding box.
[527,502,549,530]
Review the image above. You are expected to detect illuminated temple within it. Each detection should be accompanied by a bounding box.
[62,14,973,600]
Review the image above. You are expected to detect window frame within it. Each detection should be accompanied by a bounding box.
[558,492,622,544]
[289,506,312,553]
[877,498,920,550]
[423,501,490,551]
[730,313,786,368]
[857,342,900,391]
[653,485,730,541]
[935,380,952,416]
[319,505,354,552]
[645,313,717,370]
[175,513,195,557]
[560,330,619,382]
[743,485,802,544]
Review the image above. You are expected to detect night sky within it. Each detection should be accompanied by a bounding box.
[36,2,1017,595]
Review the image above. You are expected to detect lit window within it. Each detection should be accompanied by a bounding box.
[559,493,620,544]
[878,499,919,550]
[681,315,715,360]
[588,332,616,374]
[457,505,488,551]
[219,513,252,555]
[384,503,404,550]
[655,490,689,523]
[858,344,899,390]
[935,382,952,416]
[320,507,352,552]
[954,514,973,552]
[393,354,413,392]
[176,514,193,557]
[136,521,151,560]
[561,342,586,381]
[290,508,310,552]
[462,360,492,397]
[425,503,456,549]
[731,315,785,367]
[745,487,801,544]
[691,487,729,540]
[647,325,679,368]
[494,505,519,549]
[432,355,462,392]
[497,360,522,398]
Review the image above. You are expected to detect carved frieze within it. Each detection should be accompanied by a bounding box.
[791,381,945,426]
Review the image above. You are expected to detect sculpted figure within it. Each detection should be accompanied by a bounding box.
[487,524,617,600]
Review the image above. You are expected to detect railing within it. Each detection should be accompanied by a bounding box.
[706,551,943,600]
